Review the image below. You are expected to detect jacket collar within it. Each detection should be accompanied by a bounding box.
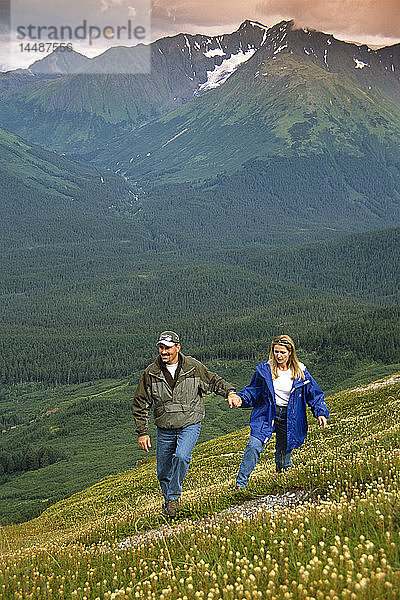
[150,352,188,376]
[257,361,275,396]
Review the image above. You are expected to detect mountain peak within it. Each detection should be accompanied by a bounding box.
[28,49,91,75]
[237,19,294,33]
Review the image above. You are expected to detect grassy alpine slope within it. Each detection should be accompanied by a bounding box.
[0,378,250,525]
[1,374,399,599]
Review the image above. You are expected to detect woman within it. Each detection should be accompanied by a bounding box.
[234,335,329,488]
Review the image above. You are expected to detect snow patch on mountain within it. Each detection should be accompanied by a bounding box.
[249,21,269,31]
[184,36,192,57]
[274,43,287,54]
[161,128,188,148]
[197,49,256,92]
[248,21,270,46]
[354,58,369,69]
[204,48,226,58]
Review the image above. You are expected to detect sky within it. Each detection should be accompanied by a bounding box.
[151,0,400,46]
[1,0,399,71]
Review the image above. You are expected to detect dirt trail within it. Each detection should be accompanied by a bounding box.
[117,490,309,550]
[351,373,400,393]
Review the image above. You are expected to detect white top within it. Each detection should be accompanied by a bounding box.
[166,363,179,379]
[273,368,294,406]
[273,362,306,406]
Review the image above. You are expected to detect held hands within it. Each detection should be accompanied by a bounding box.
[318,416,328,429]
[138,434,152,452]
[227,392,242,408]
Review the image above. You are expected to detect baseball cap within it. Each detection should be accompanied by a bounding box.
[156,331,180,347]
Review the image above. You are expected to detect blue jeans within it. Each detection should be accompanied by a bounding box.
[156,422,201,503]
[236,405,291,488]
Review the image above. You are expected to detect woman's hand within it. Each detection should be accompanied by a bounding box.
[227,392,242,408]
[318,416,328,428]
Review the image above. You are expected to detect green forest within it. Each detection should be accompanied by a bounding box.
[1,246,399,387]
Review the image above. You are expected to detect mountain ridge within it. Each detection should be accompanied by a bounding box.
[91,48,400,182]
[1,19,399,154]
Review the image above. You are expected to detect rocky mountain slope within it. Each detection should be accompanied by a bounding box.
[0,20,273,151]
[1,20,399,155]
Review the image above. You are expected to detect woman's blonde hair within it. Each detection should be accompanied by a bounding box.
[268,335,305,380]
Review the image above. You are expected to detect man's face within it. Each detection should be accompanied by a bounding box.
[158,343,181,365]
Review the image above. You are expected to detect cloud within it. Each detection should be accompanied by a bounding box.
[100,0,124,12]
[256,0,400,40]
[150,0,399,45]
[151,0,260,31]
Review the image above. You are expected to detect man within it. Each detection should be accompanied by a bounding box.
[133,331,241,518]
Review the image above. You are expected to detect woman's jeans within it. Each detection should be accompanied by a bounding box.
[156,422,201,503]
[236,405,291,488]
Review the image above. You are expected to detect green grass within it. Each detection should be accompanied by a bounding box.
[0,373,399,599]
[0,377,251,525]
[1,360,400,527]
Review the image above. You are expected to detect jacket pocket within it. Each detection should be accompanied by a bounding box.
[151,380,171,402]
[164,403,184,413]
[175,375,197,406]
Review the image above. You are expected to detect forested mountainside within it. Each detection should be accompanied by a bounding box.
[1,236,399,387]
[211,227,400,305]
[0,125,152,251]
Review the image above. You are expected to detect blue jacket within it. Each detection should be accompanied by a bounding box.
[239,361,329,450]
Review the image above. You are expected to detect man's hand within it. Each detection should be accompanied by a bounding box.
[318,416,328,429]
[138,434,152,452]
[227,392,242,408]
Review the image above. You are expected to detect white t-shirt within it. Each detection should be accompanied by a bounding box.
[273,362,306,406]
[166,363,179,379]
[273,368,294,406]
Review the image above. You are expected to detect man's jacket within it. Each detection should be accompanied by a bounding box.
[239,361,329,451]
[133,353,235,435]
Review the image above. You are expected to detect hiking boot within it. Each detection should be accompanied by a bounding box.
[166,499,179,518]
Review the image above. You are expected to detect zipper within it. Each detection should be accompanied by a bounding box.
[176,367,195,381]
